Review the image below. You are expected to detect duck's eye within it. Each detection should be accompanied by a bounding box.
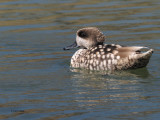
[78,31,88,38]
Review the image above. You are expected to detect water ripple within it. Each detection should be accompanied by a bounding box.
[0,0,160,119]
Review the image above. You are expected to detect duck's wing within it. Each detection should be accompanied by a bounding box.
[112,45,154,70]
[116,46,151,58]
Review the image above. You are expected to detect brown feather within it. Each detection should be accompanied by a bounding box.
[117,52,133,58]
[117,46,148,58]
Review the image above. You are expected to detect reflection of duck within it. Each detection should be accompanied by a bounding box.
[71,66,151,79]
[64,27,153,71]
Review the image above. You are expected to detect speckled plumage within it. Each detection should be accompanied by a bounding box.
[71,44,153,71]
[64,27,153,71]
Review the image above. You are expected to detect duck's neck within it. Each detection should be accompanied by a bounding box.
[84,43,104,50]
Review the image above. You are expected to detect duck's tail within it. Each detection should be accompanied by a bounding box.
[116,47,154,70]
[129,48,154,69]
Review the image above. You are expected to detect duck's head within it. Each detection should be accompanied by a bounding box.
[63,27,105,50]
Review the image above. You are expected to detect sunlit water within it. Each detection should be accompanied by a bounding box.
[0,0,160,119]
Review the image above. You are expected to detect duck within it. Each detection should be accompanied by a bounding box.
[63,27,153,71]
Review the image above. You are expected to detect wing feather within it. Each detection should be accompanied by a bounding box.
[117,46,148,58]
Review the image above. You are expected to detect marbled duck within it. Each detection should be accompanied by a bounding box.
[64,27,153,71]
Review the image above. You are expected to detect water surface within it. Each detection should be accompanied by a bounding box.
[0,0,160,119]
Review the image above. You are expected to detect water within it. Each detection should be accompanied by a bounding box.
[0,0,160,119]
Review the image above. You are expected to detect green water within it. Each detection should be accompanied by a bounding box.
[0,0,160,119]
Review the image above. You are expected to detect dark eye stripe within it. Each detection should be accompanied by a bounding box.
[78,31,88,38]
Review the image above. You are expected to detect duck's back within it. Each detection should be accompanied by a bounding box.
[70,44,153,71]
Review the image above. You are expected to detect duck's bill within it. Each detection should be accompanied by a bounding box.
[63,41,78,50]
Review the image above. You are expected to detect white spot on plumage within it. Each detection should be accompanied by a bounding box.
[100,62,104,70]
[100,49,104,52]
[90,59,93,64]
[82,58,84,62]
[116,45,122,48]
[111,44,115,46]
[108,59,112,69]
[91,53,94,58]
[96,51,99,55]
[97,66,100,71]
[102,55,106,59]
[89,65,93,70]
[108,59,111,64]
[99,45,102,48]
[110,54,114,59]
[103,60,106,66]
[93,61,96,67]
[97,54,101,58]
[96,60,99,65]
[103,46,106,48]
[101,51,105,55]
[112,59,117,65]
[91,49,95,52]
[107,48,111,51]
[113,50,118,55]
[114,60,117,64]
[106,54,110,58]
[116,56,120,60]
